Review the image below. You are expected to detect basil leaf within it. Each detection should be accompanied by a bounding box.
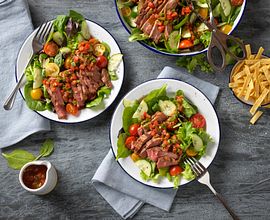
[69,10,85,22]
[2,150,36,170]
[39,139,54,157]
[116,133,132,160]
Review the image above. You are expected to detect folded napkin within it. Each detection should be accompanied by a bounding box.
[0,0,50,148]
[92,66,220,219]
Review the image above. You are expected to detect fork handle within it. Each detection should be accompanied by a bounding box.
[206,184,239,220]
[3,72,25,110]
[215,192,240,220]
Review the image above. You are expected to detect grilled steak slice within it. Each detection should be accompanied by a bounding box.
[151,111,168,123]
[149,20,163,43]
[157,156,179,169]
[146,147,162,162]
[72,84,86,108]
[139,137,162,158]
[131,132,152,152]
[141,14,156,35]
[164,23,173,40]
[101,68,113,88]
[47,86,67,119]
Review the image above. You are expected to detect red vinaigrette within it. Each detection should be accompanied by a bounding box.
[22,165,47,189]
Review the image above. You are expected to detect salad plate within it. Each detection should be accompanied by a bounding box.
[115,0,246,56]
[16,15,124,123]
[110,78,220,188]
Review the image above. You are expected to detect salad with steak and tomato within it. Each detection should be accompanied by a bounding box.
[117,0,244,54]
[24,10,122,119]
[116,85,212,188]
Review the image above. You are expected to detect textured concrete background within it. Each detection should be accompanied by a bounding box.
[1,0,270,219]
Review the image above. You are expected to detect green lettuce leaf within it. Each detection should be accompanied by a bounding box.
[24,83,47,111]
[128,28,149,42]
[182,99,197,118]
[86,86,111,108]
[69,10,85,22]
[53,15,68,33]
[116,133,132,160]
[177,122,196,151]
[182,163,195,180]
[122,102,139,133]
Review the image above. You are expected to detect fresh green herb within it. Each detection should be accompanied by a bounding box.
[54,52,64,67]
[2,150,36,170]
[182,163,195,180]
[128,28,149,42]
[177,122,197,151]
[176,53,213,73]
[200,31,211,48]
[36,139,54,160]
[174,15,189,30]
[53,15,68,33]
[86,86,111,108]
[69,10,85,22]
[182,99,198,118]
[116,133,132,160]
[2,139,55,170]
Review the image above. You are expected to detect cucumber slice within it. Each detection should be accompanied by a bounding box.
[132,100,148,120]
[33,68,42,89]
[108,53,123,80]
[158,100,177,116]
[192,134,204,151]
[168,31,181,51]
[52,31,65,46]
[219,0,231,17]
[197,1,208,8]
[123,99,139,108]
[181,28,192,38]
[159,167,169,176]
[197,23,209,32]
[135,159,152,177]
[60,47,71,55]
[81,20,90,40]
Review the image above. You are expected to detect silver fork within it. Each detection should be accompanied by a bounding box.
[185,157,240,220]
[3,21,53,110]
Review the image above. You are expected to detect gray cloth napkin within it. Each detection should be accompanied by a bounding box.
[0,0,50,148]
[92,66,220,219]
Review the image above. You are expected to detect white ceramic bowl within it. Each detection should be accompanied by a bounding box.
[115,0,247,57]
[110,78,220,188]
[19,160,57,195]
[16,19,124,123]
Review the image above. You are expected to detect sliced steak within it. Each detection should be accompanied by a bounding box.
[72,84,86,108]
[151,111,168,123]
[158,151,179,160]
[163,0,178,15]
[141,14,156,35]
[157,156,179,169]
[47,86,67,119]
[101,68,113,88]
[139,137,162,158]
[164,23,173,40]
[146,147,162,162]
[149,20,163,43]
[131,132,152,152]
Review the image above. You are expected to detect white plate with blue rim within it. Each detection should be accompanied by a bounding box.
[110,78,220,188]
[16,19,124,123]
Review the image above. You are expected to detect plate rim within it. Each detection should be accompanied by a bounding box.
[109,78,221,189]
[114,0,247,57]
[16,18,125,124]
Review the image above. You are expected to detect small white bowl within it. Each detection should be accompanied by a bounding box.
[19,160,58,195]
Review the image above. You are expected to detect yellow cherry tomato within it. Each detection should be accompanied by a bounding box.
[45,63,60,77]
[220,24,232,34]
[30,88,43,100]
[121,6,131,17]
[130,153,140,162]
[186,148,198,157]
[198,8,208,20]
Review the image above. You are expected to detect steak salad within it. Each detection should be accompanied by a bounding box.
[117,0,244,54]
[116,85,212,188]
[24,10,123,119]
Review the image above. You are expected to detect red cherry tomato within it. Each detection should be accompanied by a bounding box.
[190,113,206,129]
[129,124,140,136]
[125,136,136,149]
[179,39,193,49]
[96,55,108,68]
[66,103,79,116]
[169,165,183,176]
[231,0,243,6]
[44,41,59,57]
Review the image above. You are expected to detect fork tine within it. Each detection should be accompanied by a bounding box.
[33,22,46,39]
[186,158,200,176]
[38,21,52,42]
[191,157,206,173]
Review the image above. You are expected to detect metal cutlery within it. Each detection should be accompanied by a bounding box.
[185,157,239,220]
[3,21,53,110]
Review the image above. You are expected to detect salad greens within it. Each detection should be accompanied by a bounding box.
[24,10,122,119]
[117,85,213,188]
[117,0,244,54]
[2,139,54,170]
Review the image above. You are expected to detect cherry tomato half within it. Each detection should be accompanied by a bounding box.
[169,165,183,176]
[96,55,108,68]
[125,136,136,149]
[190,113,206,129]
[66,103,79,116]
[186,147,198,157]
[129,124,140,136]
[179,39,193,49]
[44,41,59,57]
[231,0,243,6]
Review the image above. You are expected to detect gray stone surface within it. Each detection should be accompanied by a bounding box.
[1,0,270,219]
